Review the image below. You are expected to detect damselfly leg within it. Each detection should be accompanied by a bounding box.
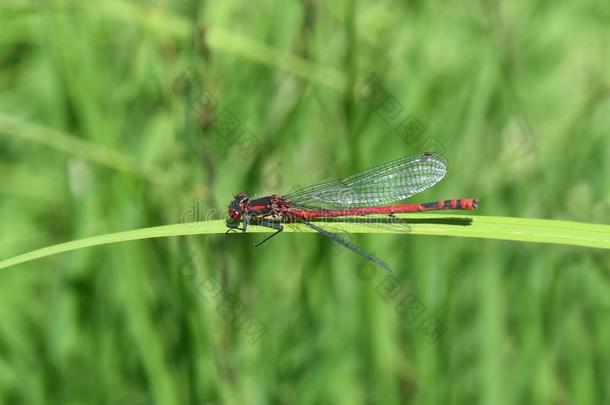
[252,219,284,247]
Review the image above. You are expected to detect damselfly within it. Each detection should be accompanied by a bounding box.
[226,152,478,271]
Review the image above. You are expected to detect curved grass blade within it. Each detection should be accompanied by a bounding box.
[0,113,171,185]
[0,214,608,271]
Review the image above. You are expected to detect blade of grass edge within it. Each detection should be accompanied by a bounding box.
[0,214,608,271]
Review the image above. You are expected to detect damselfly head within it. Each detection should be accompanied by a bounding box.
[227,192,249,221]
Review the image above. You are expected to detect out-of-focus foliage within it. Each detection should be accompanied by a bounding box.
[0,0,609,403]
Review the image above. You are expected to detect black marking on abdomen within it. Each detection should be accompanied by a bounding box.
[420,201,438,209]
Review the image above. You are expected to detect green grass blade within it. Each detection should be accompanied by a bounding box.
[0,113,172,185]
[92,1,347,90]
[1,214,608,271]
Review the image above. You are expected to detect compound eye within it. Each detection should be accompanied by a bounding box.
[228,208,241,220]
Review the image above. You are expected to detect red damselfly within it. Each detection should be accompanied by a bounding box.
[226,152,478,272]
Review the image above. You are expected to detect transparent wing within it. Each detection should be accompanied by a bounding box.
[284,152,447,209]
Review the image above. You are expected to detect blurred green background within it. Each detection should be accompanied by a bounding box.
[1,0,609,404]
